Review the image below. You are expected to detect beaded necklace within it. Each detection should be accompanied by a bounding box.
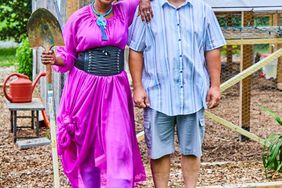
[92,1,113,41]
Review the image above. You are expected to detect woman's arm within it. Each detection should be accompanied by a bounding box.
[139,0,153,22]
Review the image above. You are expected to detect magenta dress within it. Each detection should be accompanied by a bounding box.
[53,1,146,188]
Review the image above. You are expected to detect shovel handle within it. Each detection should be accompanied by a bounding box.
[46,64,52,84]
[46,46,54,84]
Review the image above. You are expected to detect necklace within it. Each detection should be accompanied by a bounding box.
[92,1,113,41]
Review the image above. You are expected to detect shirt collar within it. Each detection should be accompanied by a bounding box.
[159,0,193,8]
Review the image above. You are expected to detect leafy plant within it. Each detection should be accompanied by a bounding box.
[260,106,282,176]
[0,47,17,67]
[16,36,32,79]
[0,0,32,41]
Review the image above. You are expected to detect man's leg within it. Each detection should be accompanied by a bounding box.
[151,154,171,188]
[176,108,205,188]
[181,155,200,188]
[143,108,176,188]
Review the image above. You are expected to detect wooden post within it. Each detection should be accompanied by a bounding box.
[239,11,254,141]
[66,0,80,19]
[226,15,233,78]
[66,0,92,18]
[273,13,282,90]
[268,15,274,53]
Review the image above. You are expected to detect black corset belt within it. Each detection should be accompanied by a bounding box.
[75,46,125,76]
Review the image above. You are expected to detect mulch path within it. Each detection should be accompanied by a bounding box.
[1,66,282,187]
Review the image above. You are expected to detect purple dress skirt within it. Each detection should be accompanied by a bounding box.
[53,2,146,187]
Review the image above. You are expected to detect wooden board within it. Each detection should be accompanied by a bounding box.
[239,11,253,141]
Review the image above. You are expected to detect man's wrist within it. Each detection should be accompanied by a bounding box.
[210,85,220,90]
[133,83,144,90]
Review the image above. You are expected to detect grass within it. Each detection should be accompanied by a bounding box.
[0,48,17,67]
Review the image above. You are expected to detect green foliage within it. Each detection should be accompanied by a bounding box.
[261,106,282,126]
[217,16,269,28]
[0,0,32,41]
[260,106,282,176]
[16,37,32,79]
[254,17,270,26]
[0,47,17,67]
[218,16,270,56]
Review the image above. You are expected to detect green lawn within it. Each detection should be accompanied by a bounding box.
[0,48,17,67]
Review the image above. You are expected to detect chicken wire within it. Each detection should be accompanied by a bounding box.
[208,12,282,140]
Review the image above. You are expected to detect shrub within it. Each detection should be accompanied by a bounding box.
[0,0,32,41]
[16,36,32,79]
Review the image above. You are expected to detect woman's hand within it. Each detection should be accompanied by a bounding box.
[41,50,56,65]
[139,0,153,22]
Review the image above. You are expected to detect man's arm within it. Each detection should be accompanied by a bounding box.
[205,48,221,109]
[129,49,150,108]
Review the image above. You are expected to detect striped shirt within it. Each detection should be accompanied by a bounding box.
[128,0,226,116]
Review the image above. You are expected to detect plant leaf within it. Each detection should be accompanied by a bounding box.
[260,105,282,125]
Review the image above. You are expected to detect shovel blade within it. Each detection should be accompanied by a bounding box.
[27,8,64,50]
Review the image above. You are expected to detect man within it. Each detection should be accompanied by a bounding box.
[128,0,226,187]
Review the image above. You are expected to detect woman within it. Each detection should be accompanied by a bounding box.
[41,0,152,187]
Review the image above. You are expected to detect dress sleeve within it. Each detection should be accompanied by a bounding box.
[126,0,140,26]
[53,14,78,73]
[204,5,226,51]
[128,8,146,51]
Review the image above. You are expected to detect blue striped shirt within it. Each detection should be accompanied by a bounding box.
[128,0,226,116]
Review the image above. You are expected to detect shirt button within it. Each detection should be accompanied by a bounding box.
[178,39,181,41]
[180,86,183,88]
[180,70,183,73]
[179,55,183,57]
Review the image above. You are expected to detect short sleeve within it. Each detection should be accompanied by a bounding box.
[204,5,226,51]
[128,8,146,51]
[53,14,78,73]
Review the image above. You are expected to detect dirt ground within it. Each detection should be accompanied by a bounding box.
[1,66,282,187]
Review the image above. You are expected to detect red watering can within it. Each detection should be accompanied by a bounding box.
[3,72,46,103]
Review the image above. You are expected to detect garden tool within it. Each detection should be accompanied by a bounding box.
[27,8,64,188]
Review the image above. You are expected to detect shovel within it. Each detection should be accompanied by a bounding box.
[27,8,64,188]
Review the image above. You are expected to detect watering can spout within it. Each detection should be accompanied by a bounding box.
[32,71,46,92]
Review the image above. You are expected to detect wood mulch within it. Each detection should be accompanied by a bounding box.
[1,66,282,187]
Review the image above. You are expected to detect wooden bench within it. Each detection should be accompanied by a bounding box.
[4,98,45,143]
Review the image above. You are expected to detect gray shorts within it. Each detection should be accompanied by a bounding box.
[143,108,205,159]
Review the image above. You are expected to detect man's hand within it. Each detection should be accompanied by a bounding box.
[206,86,221,109]
[133,86,150,108]
[138,0,153,22]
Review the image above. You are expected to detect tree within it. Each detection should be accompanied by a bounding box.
[0,0,32,41]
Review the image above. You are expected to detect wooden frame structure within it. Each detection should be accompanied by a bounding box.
[218,11,282,140]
